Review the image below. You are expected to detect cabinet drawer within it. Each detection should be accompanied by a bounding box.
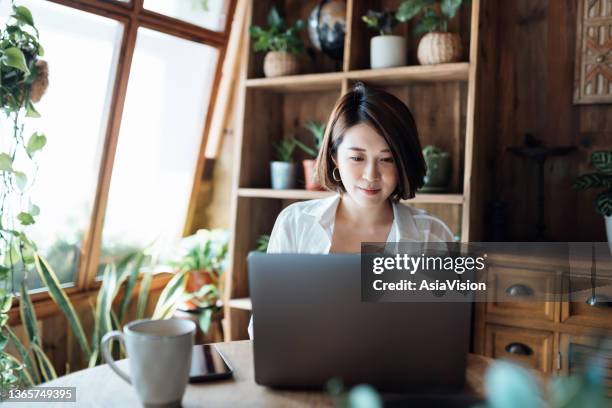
[486,266,557,322]
[485,324,554,373]
[561,274,612,329]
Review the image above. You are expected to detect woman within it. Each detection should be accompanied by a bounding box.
[248,83,453,338]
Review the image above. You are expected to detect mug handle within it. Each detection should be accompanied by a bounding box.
[101,331,131,384]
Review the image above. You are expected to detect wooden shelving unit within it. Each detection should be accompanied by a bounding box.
[223,0,497,341]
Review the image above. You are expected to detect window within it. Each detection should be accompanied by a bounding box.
[100,28,218,269]
[0,0,233,291]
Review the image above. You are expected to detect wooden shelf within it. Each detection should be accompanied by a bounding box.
[238,188,464,204]
[245,63,470,92]
[347,62,470,86]
[227,297,252,311]
[245,71,344,92]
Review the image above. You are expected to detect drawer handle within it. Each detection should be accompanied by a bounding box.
[505,342,533,356]
[505,284,534,297]
[585,294,612,308]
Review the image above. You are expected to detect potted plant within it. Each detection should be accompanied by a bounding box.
[271,138,298,189]
[420,145,451,192]
[573,151,612,251]
[362,10,405,69]
[172,229,229,315]
[396,0,465,65]
[255,234,270,252]
[250,6,305,77]
[295,121,325,191]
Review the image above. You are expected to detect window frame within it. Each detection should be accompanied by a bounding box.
[9,0,236,308]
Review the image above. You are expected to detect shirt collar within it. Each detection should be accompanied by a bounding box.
[303,193,423,242]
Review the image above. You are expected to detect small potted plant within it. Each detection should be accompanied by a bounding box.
[420,145,451,192]
[396,0,465,65]
[255,234,270,252]
[271,138,298,189]
[362,10,405,69]
[172,229,229,319]
[573,151,612,251]
[295,121,325,191]
[250,6,305,77]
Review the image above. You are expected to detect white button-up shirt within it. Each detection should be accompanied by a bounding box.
[248,193,455,338]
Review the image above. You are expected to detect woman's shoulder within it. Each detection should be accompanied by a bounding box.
[394,202,455,241]
[277,194,339,220]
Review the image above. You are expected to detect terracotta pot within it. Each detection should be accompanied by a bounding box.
[183,270,216,310]
[263,51,300,77]
[417,32,462,65]
[302,159,323,191]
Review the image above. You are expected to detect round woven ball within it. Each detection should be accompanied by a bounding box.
[417,32,462,65]
[263,51,300,78]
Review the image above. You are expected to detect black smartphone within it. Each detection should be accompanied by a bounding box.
[189,344,234,383]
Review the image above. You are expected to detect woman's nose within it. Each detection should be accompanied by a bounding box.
[362,160,380,182]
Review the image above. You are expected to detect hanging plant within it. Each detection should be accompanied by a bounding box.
[0,1,49,390]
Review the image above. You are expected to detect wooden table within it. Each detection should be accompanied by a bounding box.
[6,341,499,407]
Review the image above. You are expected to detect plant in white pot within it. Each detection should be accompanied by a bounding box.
[362,10,404,69]
[271,138,298,189]
[396,0,465,65]
[573,151,612,251]
[250,6,305,78]
[295,121,325,191]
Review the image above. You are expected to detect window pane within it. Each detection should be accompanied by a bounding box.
[99,28,218,273]
[144,0,229,31]
[0,2,122,290]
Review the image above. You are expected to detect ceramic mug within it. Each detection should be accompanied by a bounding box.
[101,318,196,407]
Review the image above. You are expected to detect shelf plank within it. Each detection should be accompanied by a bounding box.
[245,71,345,92]
[348,62,470,85]
[238,188,463,204]
[228,297,252,311]
[244,63,470,92]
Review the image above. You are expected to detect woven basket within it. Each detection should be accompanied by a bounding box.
[263,51,300,77]
[417,32,463,65]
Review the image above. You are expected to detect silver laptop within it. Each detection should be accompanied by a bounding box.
[248,252,472,393]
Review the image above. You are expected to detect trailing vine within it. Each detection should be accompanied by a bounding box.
[0,1,48,390]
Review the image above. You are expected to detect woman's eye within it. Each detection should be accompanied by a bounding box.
[380,157,394,163]
[349,156,364,162]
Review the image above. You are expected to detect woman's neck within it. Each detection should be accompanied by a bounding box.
[336,194,394,227]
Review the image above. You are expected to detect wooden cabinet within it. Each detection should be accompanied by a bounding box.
[485,324,554,373]
[223,0,499,341]
[475,254,612,397]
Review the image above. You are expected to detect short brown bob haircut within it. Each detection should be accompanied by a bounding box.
[315,82,426,201]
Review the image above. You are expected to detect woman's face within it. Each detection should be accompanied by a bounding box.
[334,123,399,208]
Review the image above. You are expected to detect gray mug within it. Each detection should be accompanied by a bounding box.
[101,318,195,407]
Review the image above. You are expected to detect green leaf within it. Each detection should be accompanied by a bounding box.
[596,191,612,217]
[198,308,213,334]
[13,6,34,26]
[396,0,432,22]
[6,327,40,384]
[31,343,57,382]
[0,153,13,171]
[0,266,9,281]
[2,47,29,74]
[441,0,462,18]
[0,332,8,351]
[136,267,153,319]
[591,151,612,174]
[267,6,283,29]
[573,173,610,190]
[19,281,41,348]
[34,254,91,358]
[3,351,34,387]
[0,293,13,313]
[29,204,40,216]
[118,252,145,323]
[152,270,188,319]
[14,171,27,190]
[91,264,117,368]
[25,100,40,118]
[17,212,34,226]
[26,132,46,156]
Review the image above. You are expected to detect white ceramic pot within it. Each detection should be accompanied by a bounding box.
[270,161,297,189]
[370,35,406,69]
[417,32,463,65]
[605,215,612,253]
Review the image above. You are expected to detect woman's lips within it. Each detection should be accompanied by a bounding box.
[358,187,381,196]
